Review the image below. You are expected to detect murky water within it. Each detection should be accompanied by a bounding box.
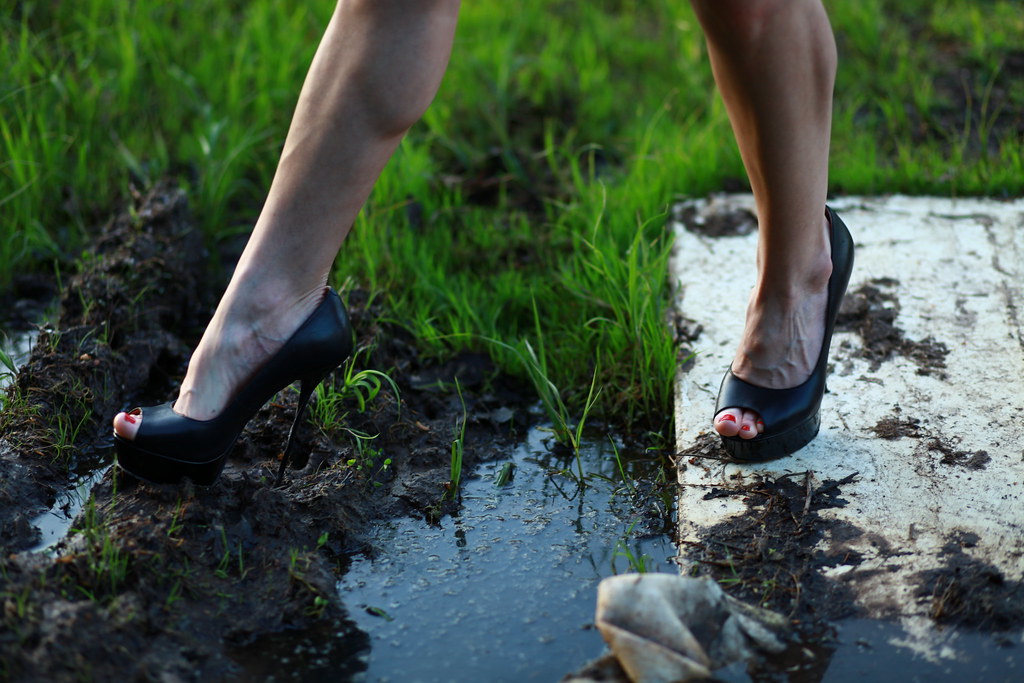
[822,618,1020,681]
[338,426,676,682]
[332,424,1022,683]
[0,327,36,393]
[28,450,112,554]
[714,617,1021,682]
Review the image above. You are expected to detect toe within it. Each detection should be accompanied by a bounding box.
[714,409,742,437]
[112,409,142,440]
[738,411,759,440]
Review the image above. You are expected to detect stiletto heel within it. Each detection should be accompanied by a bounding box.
[714,207,854,461]
[114,288,353,485]
[275,371,328,486]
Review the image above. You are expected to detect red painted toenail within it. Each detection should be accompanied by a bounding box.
[124,414,136,424]
[741,425,751,432]
[756,420,764,427]
[718,414,736,423]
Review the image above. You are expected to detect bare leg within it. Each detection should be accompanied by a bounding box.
[114,0,460,438]
[690,0,837,439]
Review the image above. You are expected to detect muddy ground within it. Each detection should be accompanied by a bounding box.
[0,182,562,681]
[6,186,1020,681]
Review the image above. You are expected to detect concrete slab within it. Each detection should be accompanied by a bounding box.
[671,195,1024,641]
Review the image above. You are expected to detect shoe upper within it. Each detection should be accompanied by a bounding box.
[123,289,354,464]
[715,208,855,439]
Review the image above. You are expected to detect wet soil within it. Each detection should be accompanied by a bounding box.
[677,432,1024,678]
[836,279,950,378]
[916,532,1024,632]
[1,180,207,552]
[674,200,758,238]
[678,440,863,624]
[673,439,870,677]
[870,407,992,471]
[0,274,58,331]
[0,183,570,681]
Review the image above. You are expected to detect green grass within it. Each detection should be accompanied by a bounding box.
[445,378,467,501]
[3,0,1021,439]
[71,494,129,601]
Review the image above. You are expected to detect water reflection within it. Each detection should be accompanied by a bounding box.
[338,427,676,682]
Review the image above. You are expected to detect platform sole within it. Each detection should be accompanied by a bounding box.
[114,435,231,485]
[720,408,821,462]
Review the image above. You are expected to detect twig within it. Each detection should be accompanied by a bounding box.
[788,570,803,618]
[802,471,813,518]
[813,472,859,497]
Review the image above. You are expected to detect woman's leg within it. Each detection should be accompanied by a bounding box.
[690,0,837,439]
[114,0,460,437]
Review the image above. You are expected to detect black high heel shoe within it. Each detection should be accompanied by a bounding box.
[114,288,353,486]
[714,207,854,461]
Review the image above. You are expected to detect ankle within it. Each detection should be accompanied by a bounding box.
[752,260,832,310]
[756,215,834,299]
[220,267,327,328]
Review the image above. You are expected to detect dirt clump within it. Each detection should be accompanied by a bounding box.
[0,180,207,552]
[681,467,863,622]
[922,438,991,470]
[674,200,758,238]
[869,407,991,470]
[916,531,1024,631]
[837,279,950,377]
[870,414,925,440]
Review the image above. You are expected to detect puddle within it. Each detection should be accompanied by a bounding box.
[338,425,677,682]
[820,618,1022,681]
[0,327,37,393]
[715,618,1022,682]
[27,443,113,554]
[3,325,115,554]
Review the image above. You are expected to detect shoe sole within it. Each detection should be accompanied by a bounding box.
[721,408,821,461]
[114,434,232,486]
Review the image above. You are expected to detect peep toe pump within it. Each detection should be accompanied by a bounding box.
[114,288,353,486]
[715,207,854,461]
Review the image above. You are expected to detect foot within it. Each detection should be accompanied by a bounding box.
[113,278,328,440]
[714,217,833,440]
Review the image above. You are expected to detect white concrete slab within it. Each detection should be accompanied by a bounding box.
[671,196,1024,628]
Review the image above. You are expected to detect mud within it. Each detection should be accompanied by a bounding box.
[870,413,925,440]
[923,438,992,470]
[0,182,544,681]
[836,279,950,377]
[675,440,872,677]
[679,453,863,623]
[673,200,758,238]
[916,531,1024,632]
[0,274,58,331]
[1,180,207,552]
[871,409,991,470]
[678,424,1006,646]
